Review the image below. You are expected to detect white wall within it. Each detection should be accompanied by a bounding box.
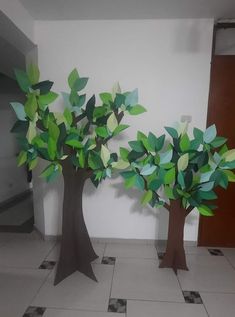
[0,0,34,43]
[35,19,213,240]
[0,94,29,203]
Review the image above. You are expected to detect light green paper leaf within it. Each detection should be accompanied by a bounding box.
[112,82,121,99]
[95,126,109,138]
[10,102,26,121]
[64,108,73,126]
[99,92,112,104]
[27,64,40,85]
[17,151,27,166]
[129,105,146,115]
[107,113,118,132]
[222,149,235,162]
[113,124,129,136]
[180,133,190,152]
[65,139,83,149]
[48,137,57,160]
[197,205,214,216]
[141,190,153,205]
[224,170,235,182]
[48,121,60,141]
[28,157,38,170]
[203,124,217,144]
[26,122,37,143]
[164,168,176,184]
[25,94,37,121]
[120,147,129,162]
[101,145,110,167]
[177,153,189,171]
[160,150,173,165]
[112,160,130,169]
[68,68,79,89]
[140,164,157,176]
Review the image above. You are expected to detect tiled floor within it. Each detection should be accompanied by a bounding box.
[0,232,235,317]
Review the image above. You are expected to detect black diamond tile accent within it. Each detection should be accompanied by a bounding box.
[157,252,165,260]
[102,256,116,265]
[39,260,56,270]
[182,291,203,304]
[23,306,46,317]
[108,298,127,313]
[208,248,224,256]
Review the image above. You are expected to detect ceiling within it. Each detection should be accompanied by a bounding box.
[19,0,235,20]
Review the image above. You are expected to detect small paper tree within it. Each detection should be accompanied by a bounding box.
[119,123,235,273]
[10,64,146,285]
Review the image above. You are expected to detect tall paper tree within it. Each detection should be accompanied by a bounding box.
[10,65,146,285]
[119,123,235,273]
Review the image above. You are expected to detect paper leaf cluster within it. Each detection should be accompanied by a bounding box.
[120,124,235,216]
[11,64,146,185]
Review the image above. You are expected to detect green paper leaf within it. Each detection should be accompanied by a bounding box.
[211,136,227,148]
[129,104,146,115]
[38,92,58,106]
[224,170,235,182]
[17,151,27,166]
[95,126,109,138]
[107,113,118,132]
[124,175,137,189]
[135,174,145,190]
[198,205,214,216]
[129,140,145,153]
[25,94,37,120]
[113,124,129,136]
[121,171,136,180]
[99,92,112,104]
[48,137,57,160]
[10,102,26,121]
[64,108,73,126]
[48,121,60,141]
[29,157,38,170]
[78,150,85,168]
[65,139,83,149]
[120,147,129,162]
[193,127,203,142]
[177,153,189,171]
[73,77,89,91]
[88,151,103,170]
[203,124,217,144]
[180,133,190,152]
[200,181,215,192]
[93,106,107,119]
[101,145,110,167]
[164,168,176,184]
[149,179,162,191]
[177,171,185,189]
[14,69,31,92]
[165,126,178,139]
[27,64,40,85]
[164,186,175,199]
[141,190,153,205]
[68,68,79,89]
[40,164,55,179]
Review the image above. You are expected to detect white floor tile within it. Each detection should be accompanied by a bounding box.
[33,264,113,311]
[44,308,124,317]
[46,242,106,264]
[105,243,157,259]
[201,292,235,317]
[127,300,208,317]
[0,238,55,268]
[178,254,235,292]
[0,267,49,317]
[221,248,235,268]
[156,245,208,255]
[111,258,184,302]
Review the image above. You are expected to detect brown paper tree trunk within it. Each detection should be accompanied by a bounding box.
[159,199,188,274]
[54,163,98,285]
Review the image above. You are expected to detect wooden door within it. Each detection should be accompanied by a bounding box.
[198,56,235,247]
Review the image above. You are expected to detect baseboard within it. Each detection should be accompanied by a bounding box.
[37,232,197,246]
[0,189,32,214]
